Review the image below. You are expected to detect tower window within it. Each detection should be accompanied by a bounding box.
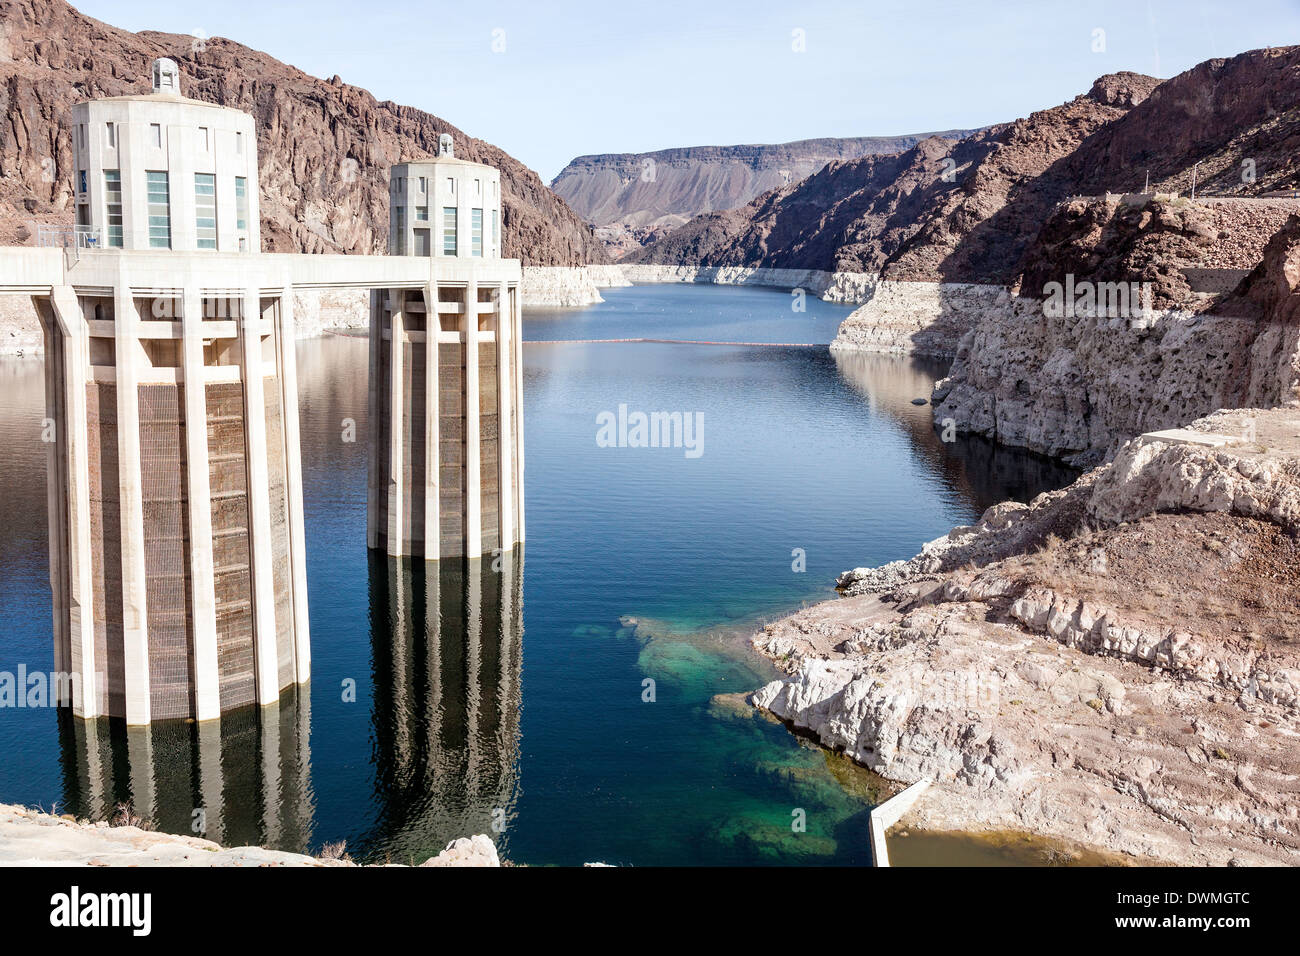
[391,205,405,255]
[105,123,115,148]
[446,177,455,195]
[150,123,162,148]
[442,207,457,255]
[199,127,209,150]
[415,205,428,221]
[195,173,217,249]
[236,131,244,154]
[104,170,123,247]
[146,171,171,248]
[235,176,248,231]
[471,207,482,257]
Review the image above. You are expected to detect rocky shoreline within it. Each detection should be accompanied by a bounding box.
[747,408,1300,865]
[521,264,631,308]
[829,281,1009,358]
[618,264,877,304]
[0,802,502,866]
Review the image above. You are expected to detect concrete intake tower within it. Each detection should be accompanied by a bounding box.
[13,61,524,725]
[370,134,524,560]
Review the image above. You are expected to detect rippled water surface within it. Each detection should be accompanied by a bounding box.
[0,284,1077,865]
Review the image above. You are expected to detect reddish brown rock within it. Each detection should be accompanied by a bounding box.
[0,0,605,265]
[630,72,1163,280]
[636,47,1300,287]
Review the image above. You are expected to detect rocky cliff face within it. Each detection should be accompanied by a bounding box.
[0,0,604,265]
[552,132,979,258]
[1056,47,1300,199]
[752,408,1300,865]
[933,201,1300,465]
[630,73,1162,281]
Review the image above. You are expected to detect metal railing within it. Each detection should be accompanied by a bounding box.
[36,224,104,265]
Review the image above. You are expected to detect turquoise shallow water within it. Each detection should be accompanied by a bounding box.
[0,283,1076,865]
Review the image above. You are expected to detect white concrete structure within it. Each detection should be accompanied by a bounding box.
[868,779,931,867]
[388,134,501,260]
[5,60,525,724]
[70,58,260,253]
[370,135,524,559]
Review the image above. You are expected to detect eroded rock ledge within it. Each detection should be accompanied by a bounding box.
[0,803,502,866]
[751,408,1300,865]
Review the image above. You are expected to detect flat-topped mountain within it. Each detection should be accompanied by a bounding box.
[552,132,979,257]
[0,0,605,265]
[628,72,1164,280]
[632,50,1300,282]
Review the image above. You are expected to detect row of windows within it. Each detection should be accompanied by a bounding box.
[389,206,497,257]
[98,170,248,249]
[390,175,497,198]
[76,122,245,154]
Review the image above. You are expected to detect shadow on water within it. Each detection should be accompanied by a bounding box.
[355,550,523,864]
[56,688,314,850]
[830,350,1081,511]
[54,550,523,863]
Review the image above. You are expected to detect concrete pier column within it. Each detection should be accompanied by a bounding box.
[422,281,440,561]
[182,287,221,721]
[464,276,481,558]
[49,288,100,717]
[494,281,513,549]
[511,285,525,544]
[240,286,280,706]
[366,289,382,551]
[42,309,68,685]
[278,284,311,683]
[386,289,406,556]
[114,277,151,725]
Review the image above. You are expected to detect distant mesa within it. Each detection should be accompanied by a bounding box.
[628,50,1300,294]
[551,132,982,258]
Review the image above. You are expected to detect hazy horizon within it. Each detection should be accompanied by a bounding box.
[69,0,1300,182]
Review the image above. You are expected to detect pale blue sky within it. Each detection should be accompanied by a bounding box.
[74,0,1300,182]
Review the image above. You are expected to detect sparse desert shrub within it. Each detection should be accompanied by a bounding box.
[110,803,154,831]
[319,840,351,862]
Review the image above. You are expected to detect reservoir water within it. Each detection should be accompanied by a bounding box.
[0,283,1077,865]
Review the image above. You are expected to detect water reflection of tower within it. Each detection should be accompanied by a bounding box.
[362,548,523,863]
[55,687,314,851]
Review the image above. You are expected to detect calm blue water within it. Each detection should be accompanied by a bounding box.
[0,283,1076,865]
